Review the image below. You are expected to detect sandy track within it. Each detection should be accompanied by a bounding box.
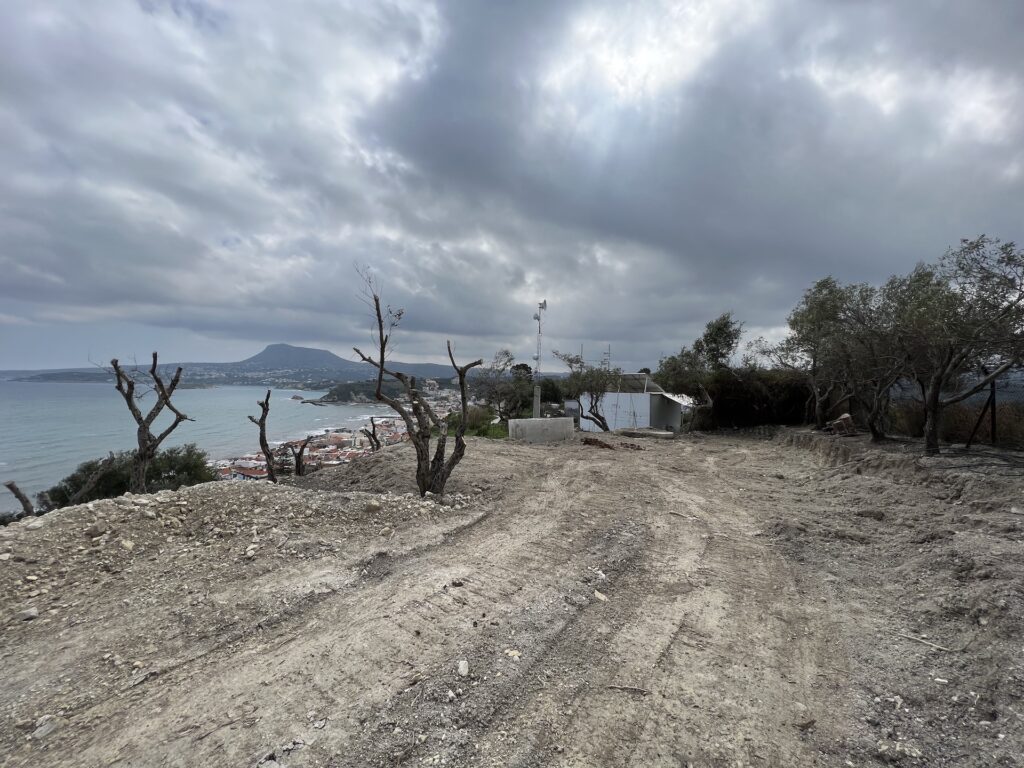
[2,432,1020,767]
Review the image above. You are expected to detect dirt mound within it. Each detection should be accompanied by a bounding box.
[291,439,507,498]
[772,428,1024,766]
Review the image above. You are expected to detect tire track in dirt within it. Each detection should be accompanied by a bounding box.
[457,439,852,767]
[331,453,659,766]
[630,438,852,766]
[4,436,876,768]
[39,451,638,766]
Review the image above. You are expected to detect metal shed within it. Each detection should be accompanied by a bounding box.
[566,374,692,432]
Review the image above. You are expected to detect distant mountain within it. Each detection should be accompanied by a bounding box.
[235,344,457,380]
[237,343,356,371]
[3,344,463,388]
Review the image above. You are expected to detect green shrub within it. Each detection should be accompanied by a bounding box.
[539,377,563,403]
[473,422,508,439]
[40,444,216,509]
[447,405,493,432]
[445,406,506,438]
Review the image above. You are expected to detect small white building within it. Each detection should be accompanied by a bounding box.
[566,374,693,432]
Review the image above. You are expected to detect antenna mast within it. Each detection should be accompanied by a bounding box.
[532,299,547,375]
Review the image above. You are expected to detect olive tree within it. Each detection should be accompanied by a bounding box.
[832,283,905,441]
[657,313,744,429]
[891,236,1024,455]
[749,279,849,428]
[553,351,620,432]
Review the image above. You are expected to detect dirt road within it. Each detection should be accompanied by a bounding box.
[2,432,1021,766]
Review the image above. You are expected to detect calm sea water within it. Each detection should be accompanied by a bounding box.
[0,381,390,513]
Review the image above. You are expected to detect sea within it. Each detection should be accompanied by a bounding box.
[0,381,391,514]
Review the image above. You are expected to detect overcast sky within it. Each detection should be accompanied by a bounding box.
[2,1,1022,371]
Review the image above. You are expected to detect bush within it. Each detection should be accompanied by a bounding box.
[447,405,493,431]
[465,405,495,430]
[472,422,509,439]
[539,377,563,403]
[446,405,503,437]
[40,444,216,509]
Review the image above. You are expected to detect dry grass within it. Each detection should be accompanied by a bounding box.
[889,401,1024,448]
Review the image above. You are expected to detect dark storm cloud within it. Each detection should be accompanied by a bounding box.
[1,0,1021,370]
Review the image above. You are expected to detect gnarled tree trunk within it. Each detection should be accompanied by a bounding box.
[288,435,312,476]
[248,390,277,483]
[360,417,382,452]
[577,397,610,432]
[922,381,943,456]
[3,481,34,519]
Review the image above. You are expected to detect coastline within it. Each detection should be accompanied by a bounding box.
[0,383,375,513]
[0,380,461,511]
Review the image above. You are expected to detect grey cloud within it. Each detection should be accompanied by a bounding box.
[1,0,1022,371]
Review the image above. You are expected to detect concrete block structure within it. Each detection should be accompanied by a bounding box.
[508,417,575,444]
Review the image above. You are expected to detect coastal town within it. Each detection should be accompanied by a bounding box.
[212,379,464,481]
[212,419,406,482]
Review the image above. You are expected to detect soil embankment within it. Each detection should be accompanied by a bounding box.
[1,432,1021,766]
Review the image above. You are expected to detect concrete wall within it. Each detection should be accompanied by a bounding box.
[508,417,575,443]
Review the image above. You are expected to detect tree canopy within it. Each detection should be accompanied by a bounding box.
[743,235,1024,452]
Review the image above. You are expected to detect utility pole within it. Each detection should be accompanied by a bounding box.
[532,300,546,417]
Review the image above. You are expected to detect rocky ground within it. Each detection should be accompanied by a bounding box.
[1,430,1021,767]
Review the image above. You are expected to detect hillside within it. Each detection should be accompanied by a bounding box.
[2,432,1021,766]
[321,377,457,403]
[236,343,356,371]
[6,344,460,389]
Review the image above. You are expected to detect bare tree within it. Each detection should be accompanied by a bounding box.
[4,481,35,520]
[352,275,482,497]
[248,390,277,483]
[111,353,193,493]
[360,417,382,452]
[288,435,313,476]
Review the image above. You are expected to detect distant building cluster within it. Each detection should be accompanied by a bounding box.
[214,418,408,481]
[210,379,468,482]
